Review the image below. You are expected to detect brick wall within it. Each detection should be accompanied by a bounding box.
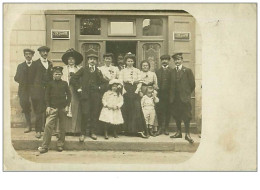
[10,11,46,125]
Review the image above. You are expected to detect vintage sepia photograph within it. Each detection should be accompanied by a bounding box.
[3,3,256,171]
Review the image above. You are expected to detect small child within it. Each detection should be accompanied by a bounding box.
[141,87,159,137]
[38,66,71,154]
[99,79,124,139]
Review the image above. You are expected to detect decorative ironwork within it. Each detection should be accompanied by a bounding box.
[142,43,161,71]
[80,17,101,35]
[81,43,100,66]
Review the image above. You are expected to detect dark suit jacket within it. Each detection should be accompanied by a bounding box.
[70,65,106,100]
[156,67,173,95]
[14,61,37,97]
[169,66,195,103]
[32,58,53,99]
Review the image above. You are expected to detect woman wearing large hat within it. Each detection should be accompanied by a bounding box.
[61,48,83,134]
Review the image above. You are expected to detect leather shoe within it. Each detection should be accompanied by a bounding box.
[185,134,194,144]
[38,147,48,154]
[24,127,31,133]
[90,134,97,140]
[164,128,169,135]
[155,128,162,136]
[79,135,85,142]
[139,132,149,139]
[57,147,63,152]
[170,132,182,138]
[35,132,42,139]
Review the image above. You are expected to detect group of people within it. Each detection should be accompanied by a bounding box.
[14,46,195,154]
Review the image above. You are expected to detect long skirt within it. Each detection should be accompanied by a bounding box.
[122,83,147,134]
[63,85,81,134]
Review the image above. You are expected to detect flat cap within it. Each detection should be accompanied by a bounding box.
[37,46,50,52]
[86,49,98,58]
[23,48,35,54]
[52,66,63,73]
[172,53,183,60]
[160,54,171,60]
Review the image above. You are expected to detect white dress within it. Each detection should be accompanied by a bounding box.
[99,90,124,125]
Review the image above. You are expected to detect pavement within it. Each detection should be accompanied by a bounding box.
[11,128,201,152]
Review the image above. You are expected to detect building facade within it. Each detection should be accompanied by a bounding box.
[10,10,202,129]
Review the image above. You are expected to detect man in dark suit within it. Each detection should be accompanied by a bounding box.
[32,46,53,138]
[14,49,37,133]
[70,50,105,142]
[169,53,195,143]
[155,55,172,136]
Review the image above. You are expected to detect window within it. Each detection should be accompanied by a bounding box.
[143,19,163,36]
[80,17,101,35]
[108,21,136,36]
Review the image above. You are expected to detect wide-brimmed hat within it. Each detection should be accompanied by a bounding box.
[62,48,83,65]
[109,79,123,86]
[38,46,50,52]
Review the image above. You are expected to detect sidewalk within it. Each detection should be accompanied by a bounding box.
[11,128,200,152]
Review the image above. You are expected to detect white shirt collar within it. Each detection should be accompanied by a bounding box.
[26,60,32,66]
[162,65,169,69]
[176,64,183,70]
[40,57,49,69]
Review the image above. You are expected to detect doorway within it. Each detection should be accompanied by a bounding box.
[106,41,137,67]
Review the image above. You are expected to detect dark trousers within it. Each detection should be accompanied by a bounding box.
[42,107,66,149]
[80,92,101,135]
[31,98,46,132]
[19,91,45,132]
[156,94,171,129]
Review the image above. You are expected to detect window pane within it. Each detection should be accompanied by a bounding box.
[80,17,101,35]
[110,22,134,35]
[142,43,161,71]
[143,19,163,36]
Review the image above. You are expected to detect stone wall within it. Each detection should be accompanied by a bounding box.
[10,11,46,125]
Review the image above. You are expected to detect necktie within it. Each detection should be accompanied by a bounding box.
[176,66,179,72]
[90,66,94,72]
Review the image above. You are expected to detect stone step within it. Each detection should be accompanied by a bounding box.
[11,128,200,152]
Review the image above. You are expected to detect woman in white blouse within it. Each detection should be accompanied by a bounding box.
[119,53,148,138]
[61,49,82,134]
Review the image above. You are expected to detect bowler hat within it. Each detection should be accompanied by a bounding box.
[37,46,50,52]
[172,53,183,60]
[86,49,98,59]
[23,48,35,54]
[160,54,170,60]
[62,48,83,65]
[52,66,63,73]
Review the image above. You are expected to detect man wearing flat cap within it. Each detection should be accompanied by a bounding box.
[169,53,195,143]
[98,53,119,93]
[14,49,37,133]
[32,46,53,138]
[70,49,106,141]
[155,54,173,136]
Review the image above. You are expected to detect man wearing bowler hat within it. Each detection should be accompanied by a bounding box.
[14,48,37,133]
[32,46,53,138]
[169,53,195,143]
[70,50,106,141]
[155,54,173,136]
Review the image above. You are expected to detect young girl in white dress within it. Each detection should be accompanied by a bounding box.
[99,79,124,139]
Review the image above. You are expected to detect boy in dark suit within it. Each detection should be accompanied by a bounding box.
[70,50,106,142]
[155,54,172,136]
[169,53,195,143]
[38,66,71,153]
[33,46,53,138]
[14,49,37,133]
